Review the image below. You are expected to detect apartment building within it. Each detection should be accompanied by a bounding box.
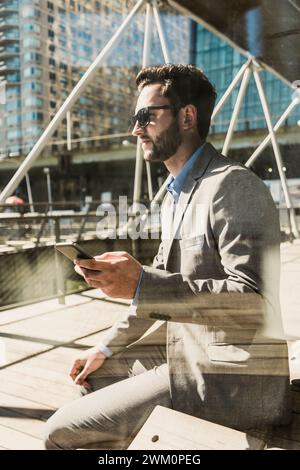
[0,0,190,200]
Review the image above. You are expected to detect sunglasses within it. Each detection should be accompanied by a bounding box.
[131,105,175,128]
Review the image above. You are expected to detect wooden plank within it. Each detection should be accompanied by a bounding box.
[0,336,51,368]
[0,299,126,343]
[0,364,78,398]
[0,390,53,420]
[0,293,91,326]
[0,413,46,439]
[128,406,265,450]
[0,424,44,450]
[0,375,77,409]
[16,346,84,374]
[81,289,131,305]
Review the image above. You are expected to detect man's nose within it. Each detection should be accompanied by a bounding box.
[131,121,144,137]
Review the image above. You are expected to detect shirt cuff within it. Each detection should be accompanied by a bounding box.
[97,342,113,358]
[131,268,144,306]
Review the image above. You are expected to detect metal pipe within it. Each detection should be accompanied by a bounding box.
[0,0,146,203]
[222,66,252,155]
[212,59,252,121]
[66,111,72,151]
[146,162,153,200]
[150,174,173,208]
[152,0,171,63]
[133,2,153,210]
[246,96,300,167]
[144,2,154,201]
[253,67,299,238]
[43,167,53,214]
[25,173,34,213]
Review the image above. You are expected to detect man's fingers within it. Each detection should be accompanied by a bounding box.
[74,264,84,277]
[75,258,112,271]
[94,251,128,261]
[76,252,130,270]
[74,367,90,385]
[69,359,85,381]
[82,268,105,282]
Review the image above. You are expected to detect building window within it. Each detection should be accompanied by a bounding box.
[24,127,43,137]
[23,37,41,48]
[24,112,43,121]
[23,81,43,93]
[8,129,22,140]
[49,58,56,67]
[49,72,56,81]
[24,96,43,108]
[6,115,21,126]
[24,52,41,63]
[48,29,55,39]
[24,67,42,78]
[6,100,21,112]
[6,86,20,98]
[59,62,67,72]
[6,58,20,67]
[60,77,68,87]
[6,72,21,83]
[22,23,41,34]
[22,6,40,19]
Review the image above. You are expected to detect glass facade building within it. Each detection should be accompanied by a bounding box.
[191,22,300,181]
[0,0,190,159]
[193,23,300,135]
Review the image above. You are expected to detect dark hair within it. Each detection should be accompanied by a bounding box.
[136,64,217,140]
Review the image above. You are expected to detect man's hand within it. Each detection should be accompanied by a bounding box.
[69,346,106,388]
[74,251,142,299]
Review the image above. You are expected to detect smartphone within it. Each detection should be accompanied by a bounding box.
[55,242,93,261]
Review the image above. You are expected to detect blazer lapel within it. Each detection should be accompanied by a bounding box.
[162,143,216,268]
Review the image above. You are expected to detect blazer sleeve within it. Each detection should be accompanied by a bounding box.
[97,243,165,355]
[136,169,281,331]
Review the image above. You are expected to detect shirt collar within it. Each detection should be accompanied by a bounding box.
[167,144,205,203]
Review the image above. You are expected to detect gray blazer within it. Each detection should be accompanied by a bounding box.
[101,143,291,430]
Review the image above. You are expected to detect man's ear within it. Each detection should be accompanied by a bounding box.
[182,104,197,130]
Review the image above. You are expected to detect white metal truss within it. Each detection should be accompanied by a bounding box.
[209,55,299,238]
[0,0,146,203]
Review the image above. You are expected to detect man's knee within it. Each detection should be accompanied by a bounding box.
[44,412,74,450]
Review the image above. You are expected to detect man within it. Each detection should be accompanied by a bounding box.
[45,64,291,450]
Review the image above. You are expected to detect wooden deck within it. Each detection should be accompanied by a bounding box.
[0,240,300,450]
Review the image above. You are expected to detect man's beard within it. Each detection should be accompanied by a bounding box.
[143,117,182,162]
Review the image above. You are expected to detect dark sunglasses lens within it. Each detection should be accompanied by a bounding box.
[138,108,149,127]
[131,108,149,128]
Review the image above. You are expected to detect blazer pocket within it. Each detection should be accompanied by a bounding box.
[207,343,250,363]
[180,234,204,249]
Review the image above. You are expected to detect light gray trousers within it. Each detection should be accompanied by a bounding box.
[44,342,171,449]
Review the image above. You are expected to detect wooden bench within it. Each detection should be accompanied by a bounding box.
[128,399,300,451]
[128,406,265,450]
